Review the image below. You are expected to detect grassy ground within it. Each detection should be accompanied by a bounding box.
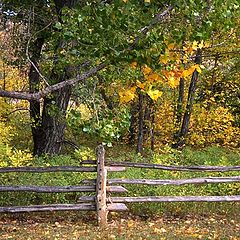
[0,211,239,240]
[0,146,239,239]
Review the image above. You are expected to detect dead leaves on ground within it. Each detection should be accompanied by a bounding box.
[0,213,239,240]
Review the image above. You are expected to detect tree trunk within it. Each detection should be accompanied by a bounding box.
[128,102,138,145]
[173,49,201,148]
[34,87,71,155]
[137,92,144,153]
[176,77,185,125]
[28,38,44,155]
[30,0,78,155]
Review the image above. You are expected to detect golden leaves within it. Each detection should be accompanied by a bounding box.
[119,39,208,104]
[119,87,136,103]
[142,65,162,83]
[147,87,162,101]
[183,40,210,54]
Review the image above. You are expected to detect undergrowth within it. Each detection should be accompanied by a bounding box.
[0,146,239,216]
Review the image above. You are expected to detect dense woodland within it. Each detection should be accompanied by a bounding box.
[0,0,239,164]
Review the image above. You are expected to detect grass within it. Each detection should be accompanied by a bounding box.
[0,211,239,240]
[0,145,239,239]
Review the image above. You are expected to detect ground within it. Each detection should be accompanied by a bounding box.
[0,211,239,240]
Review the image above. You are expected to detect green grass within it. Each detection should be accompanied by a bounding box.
[0,145,239,216]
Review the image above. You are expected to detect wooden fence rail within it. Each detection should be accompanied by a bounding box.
[0,145,239,227]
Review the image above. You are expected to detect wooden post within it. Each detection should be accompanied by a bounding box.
[96,145,108,227]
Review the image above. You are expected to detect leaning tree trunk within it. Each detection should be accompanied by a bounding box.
[173,49,201,148]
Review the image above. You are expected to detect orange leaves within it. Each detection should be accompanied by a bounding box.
[142,64,152,75]
[136,80,145,90]
[142,65,162,83]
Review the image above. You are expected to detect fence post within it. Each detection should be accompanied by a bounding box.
[96,144,108,227]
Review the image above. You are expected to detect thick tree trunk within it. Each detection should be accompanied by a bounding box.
[31,0,78,155]
[34,86,71,155]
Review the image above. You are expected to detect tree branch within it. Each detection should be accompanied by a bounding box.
[0,6,174,101]
[0,62,106,101]
[128,5,173,51]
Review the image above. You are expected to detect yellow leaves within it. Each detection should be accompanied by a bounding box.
[127,220,135,228]
[198,40,204,49]
[130,61,137,69]
[159,50,178,65]
[159,54,169,64]
[147,87,162,101]
[168,76,179,88]
[182,64,202,78]
[119,87,136,103]
[184,40,209,54]
[192,40,198,50]
[144,0,151,3]
[122,0,128,2]
[189,104,240,147]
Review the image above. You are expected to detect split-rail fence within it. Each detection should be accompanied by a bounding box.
[0,145,239,227]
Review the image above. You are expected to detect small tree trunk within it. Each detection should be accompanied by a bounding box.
[28,37,45,155]
[176,77,185,125]
[150,107,155,151]
[137,92,144,153]
[128,102,138,144]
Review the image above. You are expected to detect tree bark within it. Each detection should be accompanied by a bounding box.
[137,92,144,153]
[28,38,45,155]
[32,0,79,155]
[173,49,201,148]
[176,77,185,125]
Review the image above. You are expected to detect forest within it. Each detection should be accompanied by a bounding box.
[0,0,239,239]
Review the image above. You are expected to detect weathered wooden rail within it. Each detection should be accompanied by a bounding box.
[0,145,239,227]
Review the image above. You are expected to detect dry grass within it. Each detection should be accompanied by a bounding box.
[0,211,239,240]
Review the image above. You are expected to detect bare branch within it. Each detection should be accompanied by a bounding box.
[0,62,106,101]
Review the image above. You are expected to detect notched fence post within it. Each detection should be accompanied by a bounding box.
[96,144,108,227]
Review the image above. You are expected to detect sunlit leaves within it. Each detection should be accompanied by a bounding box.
[119,87,136,103]
[146,87,162,101]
